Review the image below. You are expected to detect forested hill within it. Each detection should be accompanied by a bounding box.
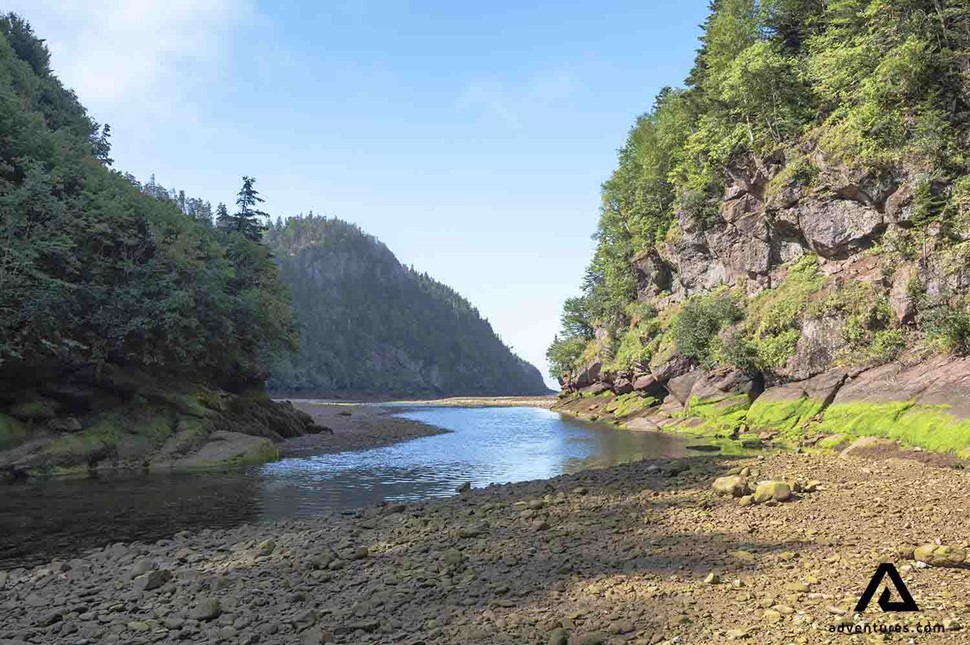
[0,14,317,480]
[265,216,549,397]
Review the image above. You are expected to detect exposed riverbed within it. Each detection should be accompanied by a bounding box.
[0,405,724,569]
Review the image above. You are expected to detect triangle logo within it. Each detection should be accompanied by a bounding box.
[855,563,919,612]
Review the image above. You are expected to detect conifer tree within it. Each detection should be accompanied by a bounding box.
[232,176,269,241]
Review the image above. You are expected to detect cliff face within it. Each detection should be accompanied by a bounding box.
[551,2,970,453]
[558,154,970,453]
[266,216,549,398]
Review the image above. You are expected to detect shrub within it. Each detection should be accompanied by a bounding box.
[545,336,588,380]
[672,291,743,366]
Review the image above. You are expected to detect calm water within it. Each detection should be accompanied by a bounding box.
[0,406,700,569]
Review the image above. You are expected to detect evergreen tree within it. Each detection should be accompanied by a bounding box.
[215,202,231,229]
[218,176,269,241]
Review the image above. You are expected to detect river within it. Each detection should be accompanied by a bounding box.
[0,406,716,569]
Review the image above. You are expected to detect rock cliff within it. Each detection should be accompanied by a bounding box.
[550,1,970,454]
[556,158,970,454]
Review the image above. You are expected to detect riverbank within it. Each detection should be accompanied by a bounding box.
[4,444,970,644]
[277,401,448,457]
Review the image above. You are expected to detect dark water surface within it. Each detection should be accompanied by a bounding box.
[1,406,698,569]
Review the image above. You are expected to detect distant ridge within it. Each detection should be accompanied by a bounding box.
[265,215,550,398]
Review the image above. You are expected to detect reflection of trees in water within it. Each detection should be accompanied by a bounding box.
[0,473,261,569]
[257,465,461,521]
[560,429,689,475]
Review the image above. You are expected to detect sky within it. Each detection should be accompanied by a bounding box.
[9,0,710,389]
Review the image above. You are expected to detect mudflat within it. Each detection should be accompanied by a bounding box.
[4,448,970,643]
[277,401,448,457]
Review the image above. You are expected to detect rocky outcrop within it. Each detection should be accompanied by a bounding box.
[796,199,884,259]
[0,369,324,482]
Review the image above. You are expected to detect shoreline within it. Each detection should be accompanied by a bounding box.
[4,447,970,643]
[277,401,450,457]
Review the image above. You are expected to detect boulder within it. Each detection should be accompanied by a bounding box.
[831,355,970,420]
[667,371,701,406]
[712,475,750,497]
[631,373,667,398]
[889,264,917,324]
[705,201,772,280]
[914,544,966,568]
[798,199,884,259]
[784,317,846,381]
[189,597,221,621]
[572,360,602,389]
[651,353,693,384]
[746,370,847,431]
[611,378,633,396]
[690,368,761,404]
[885,183,915,225]
[753,481,792,503]
[839,436,900,459]
[581,382,610,396]
[666,231,729,298]
[47,417,82,433]
[172,431,278,470]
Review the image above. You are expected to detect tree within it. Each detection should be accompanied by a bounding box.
[91,123,112,166]
[215,203,230,228]
[217,176,269,241]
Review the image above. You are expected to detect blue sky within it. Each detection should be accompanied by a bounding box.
[11,0,709,388]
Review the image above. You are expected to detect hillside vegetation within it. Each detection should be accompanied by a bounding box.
[550,0,970,454]
[0,15,317,479]
[266,215,549,398]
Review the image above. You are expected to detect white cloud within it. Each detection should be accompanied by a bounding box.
[3,0,247,112]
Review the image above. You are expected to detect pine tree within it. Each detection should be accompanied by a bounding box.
[230,176,269,241]
[215,203,231,229]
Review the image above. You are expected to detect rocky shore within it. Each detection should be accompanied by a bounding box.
[4,443,970,644]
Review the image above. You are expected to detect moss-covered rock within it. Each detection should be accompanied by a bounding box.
[10,395,57,421]
[0,413,27,450]
[819,402,970,454]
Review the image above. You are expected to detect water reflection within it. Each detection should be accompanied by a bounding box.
[257,407,690,519]
[2,407,695,569]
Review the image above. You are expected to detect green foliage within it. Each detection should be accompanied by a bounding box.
[546,336,588,382]
[560,297,594,340]
[0,16,296,391]
[922,302,970,355]
[672,290,743,366]
[821,281,904,365]
[217,176,269,241]
[743,255,823,370]
[265,215,547,396]
[552,0,970,380]
[607,316,659,374]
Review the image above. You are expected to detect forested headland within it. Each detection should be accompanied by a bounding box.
[265,215,550,398]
